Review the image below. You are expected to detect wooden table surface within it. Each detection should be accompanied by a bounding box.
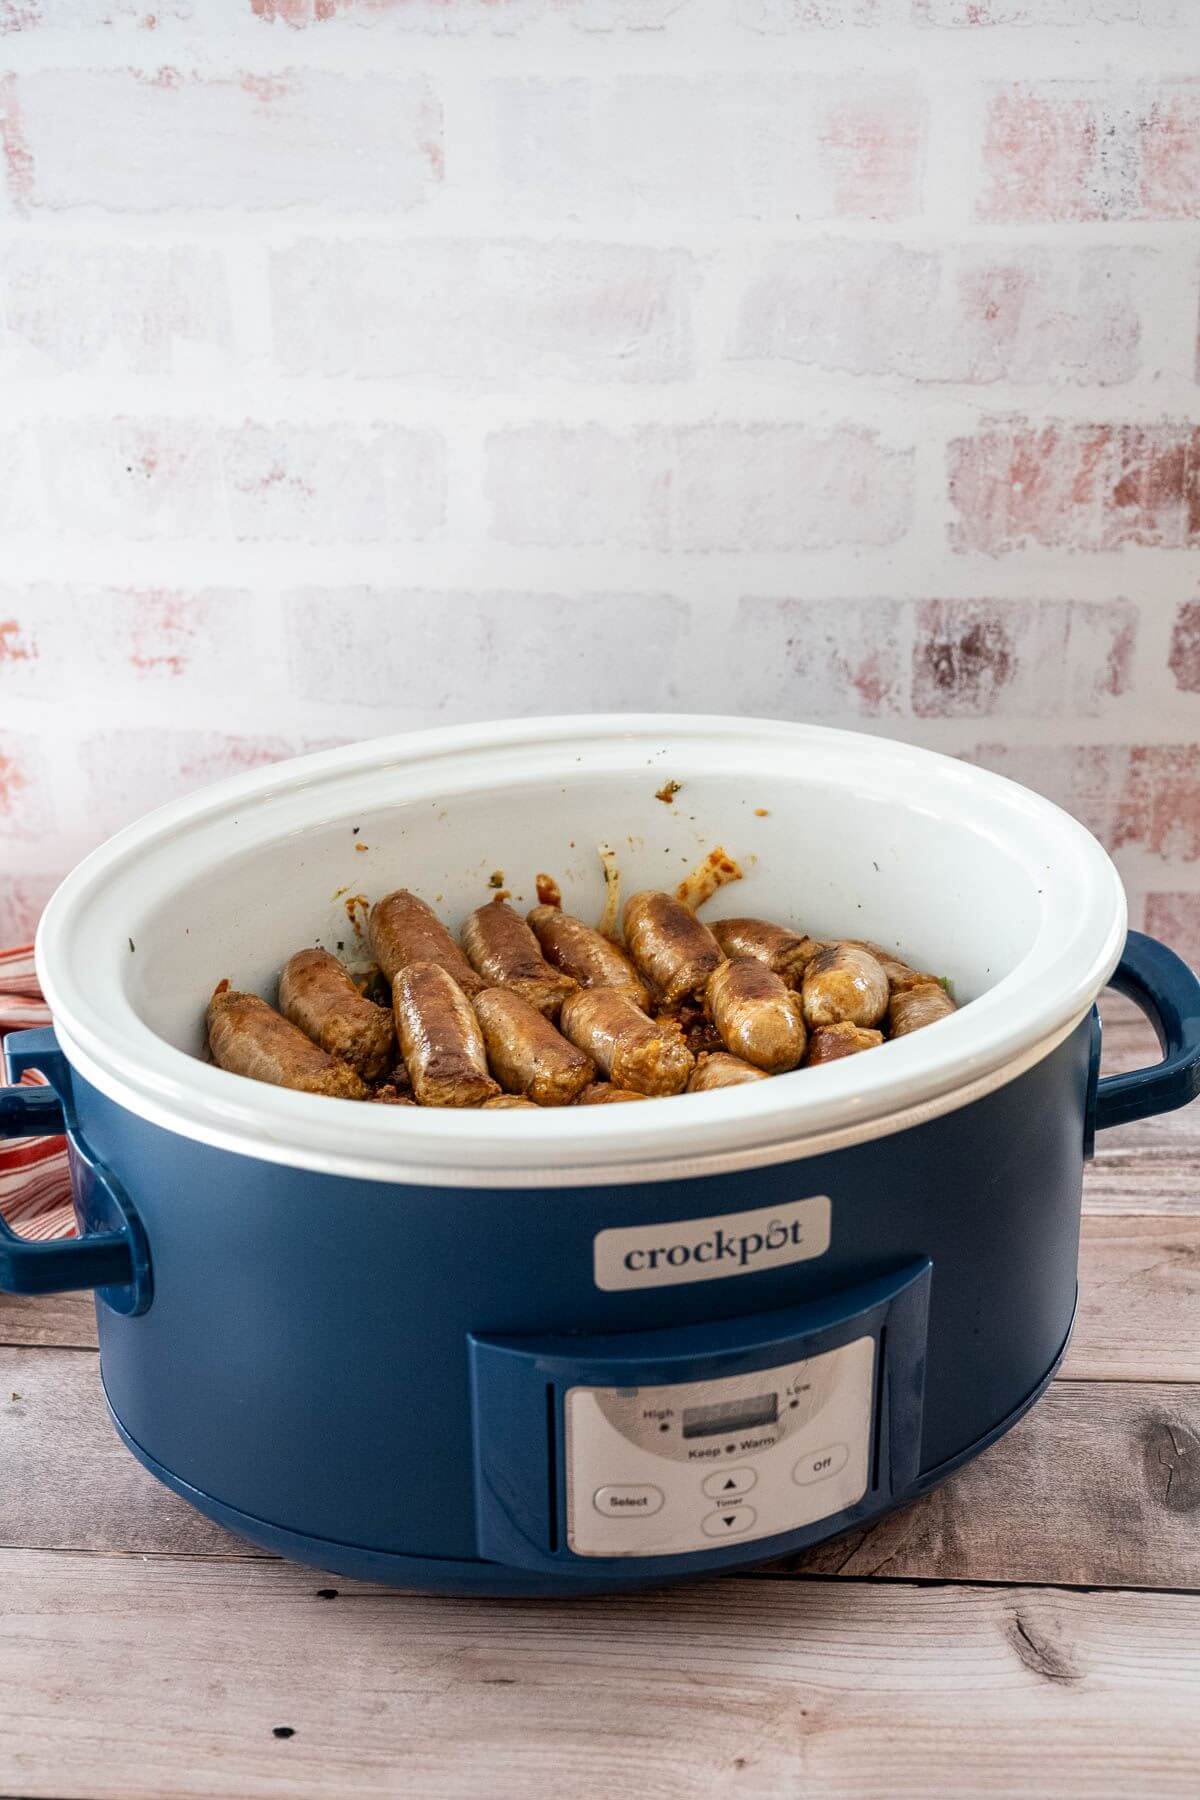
[3,997,1198,1799]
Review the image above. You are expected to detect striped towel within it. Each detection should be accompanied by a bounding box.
[0,944,76,1243]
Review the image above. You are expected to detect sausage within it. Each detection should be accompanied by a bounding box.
[278,947,396,1081]
[207,985,367,1099]
[843,939,942,995]
[480,1093,541,1110]
[576,1081,650,1105]
[687,1052,769,1092]
[461,900,577,1018]
[527,905,650,1010]
[710,917,823,989]
[805,1023,886,1066]
[392,962,500,1108]
[888,982,957,1037]
[369,1085,416,1106]
[474,987,595,1107]
[559,988,694,1097]
[801,943,890,1030]
[622,890,723,1007]
[706,958,807,1073]
[368,889,484,998]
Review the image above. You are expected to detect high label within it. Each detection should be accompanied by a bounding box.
[593,1195,831,1292]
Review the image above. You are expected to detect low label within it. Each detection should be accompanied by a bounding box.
[593,1195,831,1292]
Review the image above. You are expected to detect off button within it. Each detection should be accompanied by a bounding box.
[793,1444,849,1485]
[594,1484,664,1517]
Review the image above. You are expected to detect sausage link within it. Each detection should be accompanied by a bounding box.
[576,1081,650,1105]
[559,988,694,1096]
[368,889,484,998]
[888,983,957,1037]
[710,917,823,988]
[461,900,577,1018]
[278,947,396,1081]
[392,962,500,1107]
[207,985,367,1099]
[527,905,650,1010]
[801,944,890,1030]
[686,1052,769,1092]
[706,958,807,1073]
[805,1023,885,1066]
[622,890,723,1007]
[843,939,942,995]
[481,1093,541,1110]
[474,986,594,1107]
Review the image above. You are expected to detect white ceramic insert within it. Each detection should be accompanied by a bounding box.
[35,715,1127,1188]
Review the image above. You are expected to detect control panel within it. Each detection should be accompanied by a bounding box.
[564,1337,873,1557]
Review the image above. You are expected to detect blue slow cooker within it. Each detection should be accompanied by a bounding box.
[2,717,1197,1597]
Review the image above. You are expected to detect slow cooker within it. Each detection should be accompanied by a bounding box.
[3,716,1198,1597]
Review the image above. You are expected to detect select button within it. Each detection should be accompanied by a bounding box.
[594,1484,664,1518]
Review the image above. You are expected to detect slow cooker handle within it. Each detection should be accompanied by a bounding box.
[1094,930,1200,1131]
[0,1027,152,1314]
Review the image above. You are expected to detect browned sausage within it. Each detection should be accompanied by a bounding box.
[392,962,499,1107]
[622,890,722,1007]
[801,944,890,1030]
[888,983,957,1037]
[805,1023,885,1066]
[278,947,396,1081]
[207,985,367,1099]
[843,939,942,995]
[480,1093,541,1110]
[687,1052,769,1092]
[576,1082,650,1105]
[559,988,694,1096]
[710,918,823,988]
[706,958,807,1073]
[474,987,594,1107]
[527,905,650,1010]
[369,1086,416,1106]
[368,889,484,998]
[461,900,577,1018]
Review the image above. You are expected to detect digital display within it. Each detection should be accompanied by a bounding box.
[681,1393,778,1439]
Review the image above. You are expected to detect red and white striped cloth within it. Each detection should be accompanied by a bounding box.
[0,944,76,1243]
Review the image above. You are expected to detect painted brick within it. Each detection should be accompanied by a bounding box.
[731,244,1141,386]
[979,81,1200,222]
[730,598,910,718]
[913,599,1135,718]
[737,0,901,23]
[0,732,53,841]
[247,0,684,27]
[0,589,253,696]
[969,743,1200,862]
[485,423,914,551]
[38,418,222,540]
[948,420,1200,554]
[916,2,1189,23]
[271,241,695,383]
[0,872,57,945]
[36,421,446,542]
[1143,893,1200,969]
[8,68,441,212]
[222,424,445,542]
[1169,601,1200,693]
[1,243,231,375]
[78,730,328,838]
[283,589,689,716]
[1,3,193,26]
[480,76,926,222]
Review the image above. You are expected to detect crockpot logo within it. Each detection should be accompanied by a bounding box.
[593,1195,831,1292]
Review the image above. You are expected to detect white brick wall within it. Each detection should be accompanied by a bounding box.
[0,0,1198,959]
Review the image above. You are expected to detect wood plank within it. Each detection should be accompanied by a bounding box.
[4,1347,1198,1592]
[0,1287,97,1349]
[1066,1214,1200,1382]
[2,1552,1198,1800]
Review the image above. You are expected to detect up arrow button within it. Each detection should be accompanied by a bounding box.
[702,1465,757,1498]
